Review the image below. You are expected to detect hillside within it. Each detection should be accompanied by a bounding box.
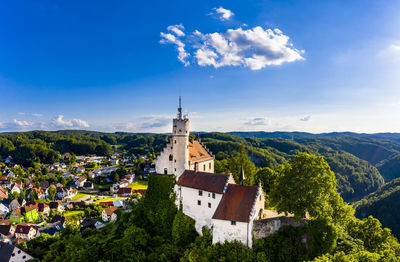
[376,153,400,182]
[0,130,395,201]
[355,178,400,239]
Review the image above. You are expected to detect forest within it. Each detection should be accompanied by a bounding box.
[1,130,400,239]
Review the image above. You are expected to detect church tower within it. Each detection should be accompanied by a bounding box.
[172,96,189,178]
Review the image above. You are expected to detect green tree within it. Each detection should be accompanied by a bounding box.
[228,146,257,185]
[48,186,57,201]
[270,152,351,222]
[172,210,198,247]
[255,167,276,194]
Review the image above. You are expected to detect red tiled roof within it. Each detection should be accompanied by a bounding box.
[132,189,146,195]
[188,141,213,162]
[212,184,259,223]
[99,201,113,206]
[104,206,118,216]
[117,188,132,194]
[176,170,229,194]
[15,225,35,234]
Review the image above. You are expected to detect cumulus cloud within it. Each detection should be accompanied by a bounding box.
[245,117,269,126]
[300,116,311,121]
[161,25,304,70]
[0,119,44,131]
[52,115,89,128]
[160,25,190,66]
[212,7,234,21]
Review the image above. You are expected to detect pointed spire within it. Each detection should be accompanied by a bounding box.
[177,96,182,119]
[239,165,245,185]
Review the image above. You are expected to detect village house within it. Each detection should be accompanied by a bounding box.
[38,221,64,236]
[80,218,104,232]
[0,224,15,238]
[21,205,38,223]
[0,242,33,262]
[14,225,38,241]
[0,203,9,217]
[51,215,66,227]
[83,182,94,190]
[116,187,132,197]
[49,201,65,213]
[9,184,21,195]
[9,199,25,212]
[102,206,118,222]
[10,209,24,224]
[75,176,87,187]
[0,186,7,199]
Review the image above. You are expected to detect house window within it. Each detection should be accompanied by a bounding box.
[197,200,201,206]
[174,159,176,163]
[208,193,210,197]
[212,193,215,199]
[209,163,211,169]
[208,202,211,208]
[203,165,206,171]
[231,221,236,225]
[174,140,177,144]
[259,195,261,201]
[164,169,168,175]
[198,190,203,196]
[175,168,176,171]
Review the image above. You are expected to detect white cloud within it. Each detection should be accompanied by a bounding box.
[17,112,43,117]
[245,117,269,126]
[160,25,190,66]
[300,115,311,121]
[161,25,304,70]
[167,24,185,37]
[52,115,89,128]
[213,7,234,21]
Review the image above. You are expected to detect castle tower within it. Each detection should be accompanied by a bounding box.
[172,96,189,178]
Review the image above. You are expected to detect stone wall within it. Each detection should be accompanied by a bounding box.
[253,216,308,240]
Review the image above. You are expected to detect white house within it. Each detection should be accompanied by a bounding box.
[0,242,33,262]
[14,225,38,241]
[102,206,118,222]
[0,203,9,216]
[175,170,234,233]
[212,183,265,248]
[75,176,87,187]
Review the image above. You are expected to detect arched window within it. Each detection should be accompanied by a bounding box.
[169,154,173,161]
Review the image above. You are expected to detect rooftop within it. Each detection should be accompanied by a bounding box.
[177,170,229,194]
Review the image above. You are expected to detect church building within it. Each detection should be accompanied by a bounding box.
[155,96,214,177]
[155,98,266,247]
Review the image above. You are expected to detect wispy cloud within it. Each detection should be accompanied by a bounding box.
[160,25,190,66]
[17,112,43,117]
[160,25,304,70]
[300,115,311,121]
[212,7,234,21]
[245,117,269,126]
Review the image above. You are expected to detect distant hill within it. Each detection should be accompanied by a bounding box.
[355,178,400,239]
[376,153,400,182]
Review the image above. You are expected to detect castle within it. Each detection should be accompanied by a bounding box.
[155,98,266,247]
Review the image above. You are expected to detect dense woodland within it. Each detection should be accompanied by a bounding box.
[19,155,400,261]
[1,130,400,245]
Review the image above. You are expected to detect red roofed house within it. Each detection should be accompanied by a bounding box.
[0,186,8,199]
[176,170,235,233]
[116,188,132,197]
[14,225,38,241]
[102,206,118,222]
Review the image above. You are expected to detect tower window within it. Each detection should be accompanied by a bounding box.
[179,129,182,132]
[174,159,176,163]
[197,200,201,206]
[169,155,173,161]
[208,202,211,208]
[174,140,176,144]
[231,221,236,225]
[198,190,203,196]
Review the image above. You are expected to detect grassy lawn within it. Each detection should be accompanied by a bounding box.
[63,210,84,217]
[95,184,113,189]
[71,192,91,201]
[129,181,148,190]
[94,197,127,204]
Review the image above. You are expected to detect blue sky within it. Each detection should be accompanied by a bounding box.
[1,0,400,133]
